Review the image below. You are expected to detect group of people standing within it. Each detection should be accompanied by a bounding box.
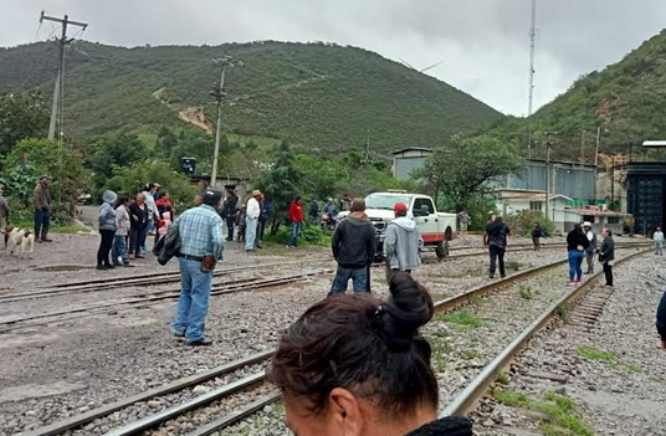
[566,221,615,287]
[220,187,270,251]
[97,183,175,269]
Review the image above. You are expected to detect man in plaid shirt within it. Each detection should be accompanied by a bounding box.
[172,189,225,346]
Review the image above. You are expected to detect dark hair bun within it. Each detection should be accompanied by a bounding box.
[378,272,433,351]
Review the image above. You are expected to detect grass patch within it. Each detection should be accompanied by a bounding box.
[437,311,487,330]
[470,293,485,305]
[495,371,510,385]
[459,348,479,360]
[428,331,454,372]
[519,286,534,300]
[554,302,569,321]
[577,345,642,373]
[505,261,524,271]
[493,389,594,436]
[649,375,663,384]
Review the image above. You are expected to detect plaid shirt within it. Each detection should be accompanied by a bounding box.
[177,204,225,260]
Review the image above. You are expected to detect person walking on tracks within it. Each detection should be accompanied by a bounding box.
[172,189,225,346]
[384,202,421,279]
[654,226,664,256]
[598,228,615,288]
[245,190,262,251]
[33,175,53,243]
[329,199,376,294]
[485,215,511,279]
[583,221,597,274]
[566,224,589,285]
[532,223,544,251]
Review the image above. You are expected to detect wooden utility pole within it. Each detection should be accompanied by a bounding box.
[544,131,557,222]
[209,56,241,187]
[40,11,88,140]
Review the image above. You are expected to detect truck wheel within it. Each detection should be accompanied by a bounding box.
[436,241,446,261]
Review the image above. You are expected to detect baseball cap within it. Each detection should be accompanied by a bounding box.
[394,202,408,213]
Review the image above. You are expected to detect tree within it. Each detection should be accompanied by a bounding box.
[6,138,86,221]
[86,133,148,196]
[415,135,525,210]
[0,90,49,156]
[256,140,303,233]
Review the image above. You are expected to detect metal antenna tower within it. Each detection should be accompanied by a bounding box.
[527,0,537,160]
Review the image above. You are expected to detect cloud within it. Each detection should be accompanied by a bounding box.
[1,0,665,115]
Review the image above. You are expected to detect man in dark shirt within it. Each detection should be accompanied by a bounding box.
[221,187,238,241]
[330,199,376,294]
[485,215,511,279]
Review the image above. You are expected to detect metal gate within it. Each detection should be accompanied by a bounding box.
[626,164,666,235]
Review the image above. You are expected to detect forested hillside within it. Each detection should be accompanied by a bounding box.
[488,29,666,161]
[0,40,503,154]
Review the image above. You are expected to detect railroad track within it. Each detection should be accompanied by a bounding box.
[1,259,332,303]
[22,250,648,436]
[0,269,333,332]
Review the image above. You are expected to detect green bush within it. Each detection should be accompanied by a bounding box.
[504,210,556,237]
[263,224,331,247]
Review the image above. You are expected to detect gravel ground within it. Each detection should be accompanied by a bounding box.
[0,231,648,436]
[475,252,666,436]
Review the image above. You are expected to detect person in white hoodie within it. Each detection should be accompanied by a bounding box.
[384,202,421,279]
[654,226,664,256]
[245,190,262,251]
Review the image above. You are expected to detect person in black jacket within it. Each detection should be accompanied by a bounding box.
[329,199,376,294]
[485,216,511,279]
[566,224,590,285]
[532,223,543,251]
[221,187,238,241]
[129,193,148,259]
[270,272,473,436]
[598,228,615,287]
[656,291,666,352]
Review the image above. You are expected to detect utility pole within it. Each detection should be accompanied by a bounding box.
[526,0,537,161]
[580,130,585,165]
[544,131,556,222]
[594,127,601,201]
[209,55,241,187]
[40,11,88,140]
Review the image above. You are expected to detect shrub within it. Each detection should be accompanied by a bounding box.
[504,210,555,237]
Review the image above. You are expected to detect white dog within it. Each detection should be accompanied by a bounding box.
[3,226,35,257]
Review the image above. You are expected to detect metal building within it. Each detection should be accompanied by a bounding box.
[392,147,433,180]
[626,163,666,235]
[500,159,596,200]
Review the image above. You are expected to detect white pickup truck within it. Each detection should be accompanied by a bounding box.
[338,192,457,260]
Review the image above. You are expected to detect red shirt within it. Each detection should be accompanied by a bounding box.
[289,202,304,223]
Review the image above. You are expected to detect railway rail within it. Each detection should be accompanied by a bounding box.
[0,269,333,332]
[22,249,649,436]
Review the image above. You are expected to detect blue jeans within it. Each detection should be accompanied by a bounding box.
[330,266,369,294]
[288,222,302,247]
[656,241,663,256]
[173,258,213,342]
[34,208,50,235]
[112,234,129,264]
[139,218,152,252]
[245,217,258,250]
[568,250,585,281]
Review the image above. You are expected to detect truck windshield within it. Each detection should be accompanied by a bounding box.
[365,194,412,210]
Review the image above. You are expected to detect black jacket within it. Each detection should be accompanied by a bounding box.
[405,416,473,436]
[485,221,510,248]
[657,291,666,341]
[598,236,615,263]
[129,203,147,229]
[331,214,376,268]
[221,196,238,219]
[566,230,589,251]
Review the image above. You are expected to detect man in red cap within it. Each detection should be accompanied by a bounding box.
[384,202,421,279]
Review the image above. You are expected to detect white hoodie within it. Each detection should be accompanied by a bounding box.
[384,217,421,271]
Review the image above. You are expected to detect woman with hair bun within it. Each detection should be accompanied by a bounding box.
[270,272,473,436]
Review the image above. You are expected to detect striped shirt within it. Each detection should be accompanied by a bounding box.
[177,204,225,260]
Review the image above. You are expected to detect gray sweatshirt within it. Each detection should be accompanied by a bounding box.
[384,217,421,271]
[99,190,118,232]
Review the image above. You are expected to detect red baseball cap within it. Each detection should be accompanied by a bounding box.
[394,202,408,213]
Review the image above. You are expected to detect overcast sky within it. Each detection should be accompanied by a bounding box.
[2,0,665,115]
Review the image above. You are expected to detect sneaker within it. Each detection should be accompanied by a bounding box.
[568,281,576,286]
[173,331,185,338]
[96,265,108,270]
[187,338,213,346]
[574,280,581,284]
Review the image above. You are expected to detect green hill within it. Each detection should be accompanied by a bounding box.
[0,40,503,155]
[488,29,666,161]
